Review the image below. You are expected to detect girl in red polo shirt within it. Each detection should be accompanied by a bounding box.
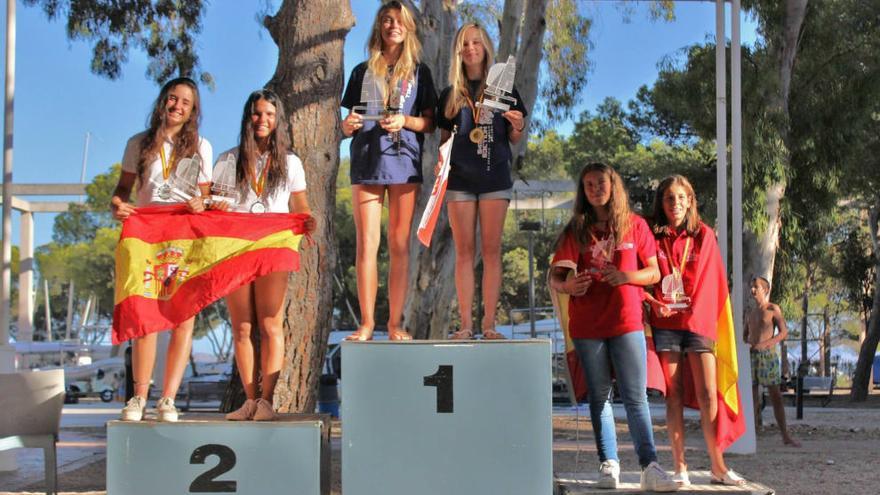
[549,162,677,492]
[645,175,745,486]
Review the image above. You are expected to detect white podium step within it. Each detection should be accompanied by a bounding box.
[556,470,774,494]
[107,413,330,495]
[342,339,554,495]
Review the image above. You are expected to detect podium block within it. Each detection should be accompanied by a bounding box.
[107,414,330,495]
[341,340,553,495]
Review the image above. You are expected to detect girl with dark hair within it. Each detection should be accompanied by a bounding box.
[111,76,214,422]
[340,0,436,341]
[438,23,526,340]
[645,175,746,486]
[220,89,315,421]
[549,163,677,492]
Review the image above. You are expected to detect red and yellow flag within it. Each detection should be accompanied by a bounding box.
[112,205,309,344]
[649,229,745,451]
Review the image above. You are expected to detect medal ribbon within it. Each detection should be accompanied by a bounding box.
[250,154,271,198]
[159,145,176,181]
[464,88,484,129]
[663,235,691,277]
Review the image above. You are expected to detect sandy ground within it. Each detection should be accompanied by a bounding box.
[3,393,879,494]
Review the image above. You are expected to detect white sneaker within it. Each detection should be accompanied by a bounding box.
[156,397,179,422]
[672,471,691,486]
[120,396,146,421]
[640,461,679,492]
[596,459,620,489]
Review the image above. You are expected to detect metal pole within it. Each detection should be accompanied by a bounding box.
[528,230,536,338]
[0,0,17,473]
[44,278,51,341]
[727,0,756,454]
[0,0,16,357]
[65,279,75,340]
[715,0,728,265]
[79,131,90,202]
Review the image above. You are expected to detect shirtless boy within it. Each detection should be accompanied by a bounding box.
[743,276,800,447]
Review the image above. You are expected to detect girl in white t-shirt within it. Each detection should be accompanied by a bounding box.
[110,77,214,423]
[221,89,315,421]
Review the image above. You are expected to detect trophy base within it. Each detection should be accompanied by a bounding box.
[665,302,690,310]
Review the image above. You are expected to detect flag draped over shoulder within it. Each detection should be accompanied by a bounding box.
[548,270,666,403]
[649,230,745,452]
[112,205,309,344]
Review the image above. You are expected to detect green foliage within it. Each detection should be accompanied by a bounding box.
[23,0,211,85]
[52,164,120,244]
[541,0,592,124]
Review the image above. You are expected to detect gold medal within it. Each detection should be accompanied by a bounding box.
[469,127,485,144]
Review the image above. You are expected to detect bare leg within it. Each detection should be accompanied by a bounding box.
[254,271,289,401]
[448,200,478,333]
[477,199,508,336]
[227,284,258,400]
[160,317,195,399]
[687,351,730,477]
[752,382,762,427]
[132,333,158,397]
[658,351,687,474]
[385,183,419,340]
[349,184,385,340]
[767,384,800,446]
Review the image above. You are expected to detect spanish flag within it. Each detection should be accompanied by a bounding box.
[112,205,309,344]
[650,226,745,451]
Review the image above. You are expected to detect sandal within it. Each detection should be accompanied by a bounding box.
[449,329,473,340]
[481,328,506,340]
[388,327,413,341]
[711,470,746,486]
[344,327,373,341]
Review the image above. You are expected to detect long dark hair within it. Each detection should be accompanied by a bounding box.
[556,162,633,251]
[137,77,201,181]
[650,174,701,237]
[236,88,290,198]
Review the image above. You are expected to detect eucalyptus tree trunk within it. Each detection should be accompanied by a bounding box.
[402,0,460,340]
[743,0,808,286]
[265,0,354,413]
[851,198,880,401]
[497,0,524,62]
[510,0,548,169]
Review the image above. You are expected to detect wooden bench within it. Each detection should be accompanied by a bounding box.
[781,375,835,407]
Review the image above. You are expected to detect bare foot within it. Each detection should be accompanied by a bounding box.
[783,436,802,448]
[344,327,374,341]
[449,329,473,340]
[388,326,412,341]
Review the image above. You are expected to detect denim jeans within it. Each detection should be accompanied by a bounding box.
[573,330,658,468]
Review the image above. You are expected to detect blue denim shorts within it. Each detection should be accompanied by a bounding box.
[446,188,512,202]
[652,328,715,354]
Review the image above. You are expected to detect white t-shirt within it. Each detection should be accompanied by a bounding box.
[213,147,307,213]
[120,131,213,206]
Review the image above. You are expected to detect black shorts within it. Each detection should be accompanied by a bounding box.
[652,328,715,354]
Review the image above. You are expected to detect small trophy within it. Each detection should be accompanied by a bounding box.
[351,71,386,121]
[476,55,518,113]
[660,269,691,309]
[211,153,239,207]
[152,154,202,202]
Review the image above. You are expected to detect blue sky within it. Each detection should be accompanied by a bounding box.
[1,1,757,247]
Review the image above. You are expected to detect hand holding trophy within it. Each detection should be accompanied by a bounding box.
[211,153,239,210]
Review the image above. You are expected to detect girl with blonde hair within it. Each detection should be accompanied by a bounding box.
[340,0,437,341]
[437,23,526,340]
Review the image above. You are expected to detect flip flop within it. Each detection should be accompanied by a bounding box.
[388,328,413,341]
[449,329,474,340]
[481,328,506,340]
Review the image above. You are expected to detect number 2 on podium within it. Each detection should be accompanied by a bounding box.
[423,365,454,413]
[190,444,237,493]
